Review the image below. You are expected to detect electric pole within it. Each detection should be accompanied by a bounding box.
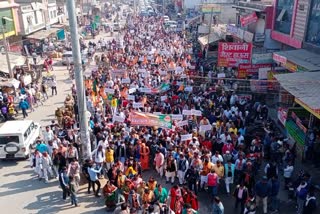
[206,7,214,59]
[66,0,91,160]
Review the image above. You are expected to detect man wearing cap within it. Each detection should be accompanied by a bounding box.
[177,153,189,185]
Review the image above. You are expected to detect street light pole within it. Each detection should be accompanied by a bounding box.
[66,0,91,160]
[1,26,12,79]
[206,7,214,59]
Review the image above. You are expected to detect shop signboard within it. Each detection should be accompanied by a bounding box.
[237,63,272,79]
[277,107,288,126]
[252,53,273,64]
[226,25,244,40]
[201,4,221,14]
[243,31,254,43]
[240,12,258,27]
[273,53,287,64]
[218,42,253,67]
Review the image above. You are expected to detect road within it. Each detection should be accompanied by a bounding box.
[0,17,301,214]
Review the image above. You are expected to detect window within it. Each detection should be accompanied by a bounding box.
[0,136,19,144]
[274,0,295,34]
[34,11,38,24]
[306,0,320,46]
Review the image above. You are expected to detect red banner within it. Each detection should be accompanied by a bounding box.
[240,12,258,27]
[237,63,272,79]
[218,42,253,67]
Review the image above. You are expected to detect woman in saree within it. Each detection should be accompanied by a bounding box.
[102,180,118,208]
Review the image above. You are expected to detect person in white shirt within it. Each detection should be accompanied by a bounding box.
[212,151,224,164]
[43,126,54,143]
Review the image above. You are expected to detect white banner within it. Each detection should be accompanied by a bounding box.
[181,134,192,141]
[161,95,167,101]
[171,114,183,121]
[177,120,188,127]
[128,88,136,94]
[127,95,135,101]
[159,70,167,76]
[138,68,147,73]
[200,124,212,132]
[184,86,193,92]
[139,88,152,93]
[133,102,144,108]
[191,109,202,116]
[182,110,192,115]
[105,88,115,94]
[122,78,131,84]
[153,112,162,115]
[113,114,125,123]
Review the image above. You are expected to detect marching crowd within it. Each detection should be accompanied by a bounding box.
[28,13,318,214]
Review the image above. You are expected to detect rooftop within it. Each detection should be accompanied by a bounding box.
[275,72,320,112]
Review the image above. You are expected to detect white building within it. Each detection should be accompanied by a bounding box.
[17,2,46,35]
[16,0,61,35]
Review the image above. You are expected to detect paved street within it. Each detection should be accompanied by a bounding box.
[0,54,299,214]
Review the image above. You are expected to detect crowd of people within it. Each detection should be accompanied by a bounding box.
[27,12,318,214]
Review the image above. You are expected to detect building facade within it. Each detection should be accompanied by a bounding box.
[0,0,20,40]
[15,0,60,36]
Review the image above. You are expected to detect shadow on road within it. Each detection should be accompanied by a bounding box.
[24,191,74,214]
[0,160,19,169]
[0,178,57,197]
[2,169,33,177]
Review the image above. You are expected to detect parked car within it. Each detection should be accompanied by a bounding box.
[61,51,88,65]
[0,120,41,159]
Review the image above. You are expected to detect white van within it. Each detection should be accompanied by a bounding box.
[0,120,41,159]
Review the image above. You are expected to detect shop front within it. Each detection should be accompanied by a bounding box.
[272,49,320,72]
[275,72,320,158]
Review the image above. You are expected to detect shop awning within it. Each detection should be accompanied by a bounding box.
[274,72,320,119]
[0,78,20,89]
[198,33,220,46]
[0,53,26,78]
[26,28,61,40]
[273,49,320,72]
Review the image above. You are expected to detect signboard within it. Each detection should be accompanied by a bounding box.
[129,111,172,129]
[122,78,131,84]
[171,114,183,121]
[198,25,209,34]
[105,88,115,94]
[240,12,258,27]
[133,102,144,109]
[243,31,254,43]
[218,42,253,67]
[181,134,193,141]
[177,120,188,127]
[252,53,273,64]
[273,53,287,64]
[201,4,221,14]
[237,64,272,79]
[200,125,212,132]
[111,69,127,78]
[127,95,135,101]
[277,108,288,126]
[113,114,125,123]
[254,33,265,42]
